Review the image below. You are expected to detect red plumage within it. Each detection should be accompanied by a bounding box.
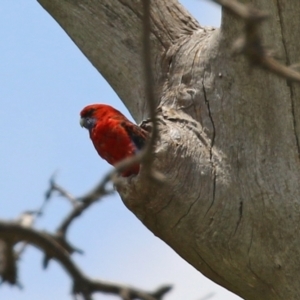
[80,104,148,177]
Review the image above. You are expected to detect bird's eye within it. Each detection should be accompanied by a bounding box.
[84,117,96,129]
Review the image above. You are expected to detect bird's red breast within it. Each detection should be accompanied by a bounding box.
[80,104,148,177]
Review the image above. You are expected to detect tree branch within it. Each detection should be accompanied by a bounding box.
[54,178,112,238]
[211,0,300,82]
[0,221,171,300]
[140,0,158,174]
[46,174,78,207]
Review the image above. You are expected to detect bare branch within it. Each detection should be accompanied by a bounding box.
[210,0,300,83]
[0,239,18,285]
[55,145,169,239]
[198,292,216,300]
[15,199,51,259]
[245,50,300,82]
[55,179,113,238]
[46,174,78,207]
[141,0,159,175]
[212,0,267,21]
[0,221,172,300]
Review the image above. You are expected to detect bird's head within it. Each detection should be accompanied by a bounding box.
[80,104,121,130]
[79,104,99,130]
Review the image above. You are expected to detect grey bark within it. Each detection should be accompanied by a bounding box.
[37,0,300,299]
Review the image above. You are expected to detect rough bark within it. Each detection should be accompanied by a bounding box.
[37,0,300,299]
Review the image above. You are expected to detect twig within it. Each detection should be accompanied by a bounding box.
[210,0,300,83]
[46,174,78,207]
[0,239,17,285]
[15,171,78,259]
[0,221,172,300]
[212,0,267,21]
[198,292,215,300]
[55,151,150,238]
[141,0,159,173]
[250,53,300,82]
[56,178,113,238]
[15,193,52,259]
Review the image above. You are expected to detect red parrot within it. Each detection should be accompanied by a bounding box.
[80,104,148,177]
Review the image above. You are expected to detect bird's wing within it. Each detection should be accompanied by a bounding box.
[121,121,147,151]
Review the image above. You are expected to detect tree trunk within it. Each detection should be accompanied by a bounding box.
[37,0,300,299]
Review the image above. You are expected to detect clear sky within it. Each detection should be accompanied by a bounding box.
[0,1,241,300]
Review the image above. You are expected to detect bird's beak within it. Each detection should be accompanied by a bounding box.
[80,118,85,128]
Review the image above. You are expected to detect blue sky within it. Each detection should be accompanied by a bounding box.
[0,1,241,299]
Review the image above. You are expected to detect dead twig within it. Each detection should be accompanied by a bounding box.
[0,221,172,300]
[210,0,300,83]
[45,173,78,207]
[212,0,267,21]
[141,0,159,174]
[55,177,113,238]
